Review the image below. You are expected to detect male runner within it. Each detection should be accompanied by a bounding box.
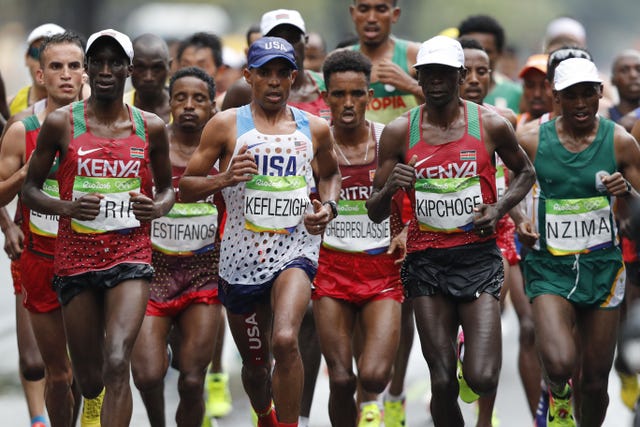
[366,35,535,427]
[131,66,222,427]
[0,31,86,427]
[180,36,340,427]
[313,49,404,427]
[516,57,640,427]
[347,0,423,125]
[21,28,174,426]
[517,54,553,127]
[125,33,171,123]
[609,49,640,132]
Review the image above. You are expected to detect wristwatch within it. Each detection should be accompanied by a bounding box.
[322,200,338,219]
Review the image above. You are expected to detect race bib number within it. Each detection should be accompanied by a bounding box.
[414,176,482,233]
[151,203,218,255]
[29,179,59,237]
[71,177,140,234]
[323,200,390,254]
[545,196,614,255]
[244,175,309,234]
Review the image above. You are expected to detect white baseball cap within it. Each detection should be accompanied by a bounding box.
[27,23,65,45]
[414,35,465,69]
[553,57,602,91]
[86,29,134,63]
[260,9,306,36]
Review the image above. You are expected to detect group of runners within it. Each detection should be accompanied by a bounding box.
[2,2,640,427]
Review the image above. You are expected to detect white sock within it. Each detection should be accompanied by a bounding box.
[384,390,405,402]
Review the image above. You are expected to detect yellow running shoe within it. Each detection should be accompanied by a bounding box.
[383,398,406,427]
[358,402,382,427]
[618,371,640,410]
[80,388,104,427]
[457,331,479,403]
[547,385,575,427]
[205,372,233,418]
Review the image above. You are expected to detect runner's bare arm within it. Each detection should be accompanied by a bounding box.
[366,116,413,222]
[131,114,174,221]
[180,110,257,202]
[0,121,28,206]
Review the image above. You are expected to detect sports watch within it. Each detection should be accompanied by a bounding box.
[322,200,338,219]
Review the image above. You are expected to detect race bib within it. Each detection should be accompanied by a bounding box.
[323,200,390,254]
[244,175,309,234]
[545,196,614,255]
[71,177,140,234]
[151,203,218,255]
[29,179,59,237]
[414,176,482,233]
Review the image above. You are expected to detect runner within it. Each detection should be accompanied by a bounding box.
[180,36,340,427]
[313,49,404,427]
[131,66,222,427]
[125,33,171,123]
[0,32,91,427]
[366,35,535,427]
[516,57,640,426]
[21,28,174,426]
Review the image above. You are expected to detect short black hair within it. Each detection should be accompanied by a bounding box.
[169,66,216,101]
[39,31,85,66]
[458,37,485,52]
[458,15,505,53]
[352,0,398,6]
[547,46,592,83]
[322,50,372,89]
[176,32,223,67]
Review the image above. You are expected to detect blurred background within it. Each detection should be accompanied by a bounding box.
[1,0,639,96]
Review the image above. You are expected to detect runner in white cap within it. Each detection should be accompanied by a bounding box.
[367,35,535,426]
[516,57,640,426]
[22,28,174,426]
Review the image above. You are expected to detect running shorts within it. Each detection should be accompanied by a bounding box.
[20,250,59,313]
[523,247,625,309]
[401,240,503,301]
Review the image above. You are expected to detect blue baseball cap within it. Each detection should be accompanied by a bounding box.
[247,37,297,70]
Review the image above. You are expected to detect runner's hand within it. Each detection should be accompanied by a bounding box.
[225,144,258,186]
[304,199,332,235]
[69,193,102,220]
[473,204,500,237]
[2,221,24,260]
[129,192,160,221]
[388,225,408,265]
[515,220,539,248]
[385,155,417,194]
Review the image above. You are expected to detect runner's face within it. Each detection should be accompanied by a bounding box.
[245,59,297,111]
[179,46,218,78]
[350,0,399,47]
[37,42,84,105]
[324,70,371,129]
[417,65,464,107]
[131,49,169,96]
[87,41,131,102]
[555,82,602,130]
[170,75,214,132]
[461,49,490,104]
[612,54,640,102]
[522,70,552,119]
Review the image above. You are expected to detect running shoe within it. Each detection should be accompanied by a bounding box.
[80,387,104,427]
[358,402,382,427]
[534,387,549,427]
[205,372,232,418]
[547,384,575,427]
[457,330,479,403]
[618,370,640,410]
[384,398,406,427]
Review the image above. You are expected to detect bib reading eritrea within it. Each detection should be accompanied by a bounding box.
[21,28,175,427]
